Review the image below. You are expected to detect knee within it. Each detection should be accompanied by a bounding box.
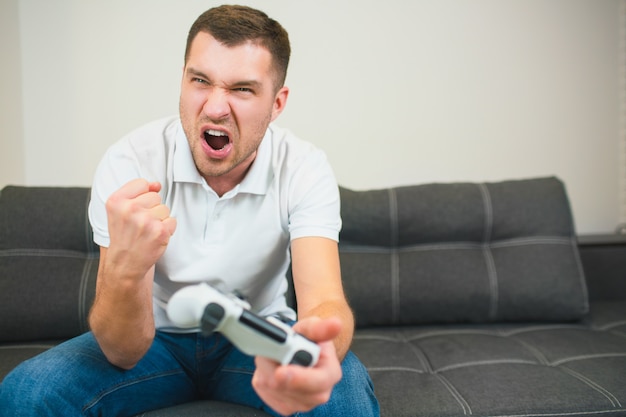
[0,337,99,415]
[0,356,62,414]
[323,351,380,416]
[340,351,374,389]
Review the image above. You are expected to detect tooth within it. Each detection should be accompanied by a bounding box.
[206,129,227,136]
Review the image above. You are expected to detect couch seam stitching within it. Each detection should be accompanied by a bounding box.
[551,352,626,366]
[435,373,472,415]
[338,236,576,253]
[479,183,498,320]
[0,248,98,258]
[488,410,626,416]
[434,359,539,373]
[570,237,590,314]
[388,188,400,325]
[509,336,550,365]
[78,257,95,333]
[595,320,626,331]
[367,366,424,373]
[559,367,621,407]
[0,344,59,350]
[402,332,432,373]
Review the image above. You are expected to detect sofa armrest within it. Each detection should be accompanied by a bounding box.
[578,233,626,301]
[0,186,98,342]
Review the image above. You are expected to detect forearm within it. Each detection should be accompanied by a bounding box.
[291,237,354,360]
[89,256,156,369]
[298,299,354,361]
[88,180,176,369]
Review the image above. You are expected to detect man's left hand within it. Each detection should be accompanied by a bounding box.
[252,317,343,415]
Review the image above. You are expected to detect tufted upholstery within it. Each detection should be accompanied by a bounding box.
[338,177,589,326]
[351,303,626,416]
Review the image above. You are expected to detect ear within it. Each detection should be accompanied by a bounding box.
[270,86,289,122]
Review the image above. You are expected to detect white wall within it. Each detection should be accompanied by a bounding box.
[7,0,623,234]
[0,0,25,188]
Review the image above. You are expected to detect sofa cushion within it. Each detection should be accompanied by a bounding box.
[339,177,589,326]
[350,300,626,417]
[0,186,98,342]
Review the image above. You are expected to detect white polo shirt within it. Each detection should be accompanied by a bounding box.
[88,116,341,330]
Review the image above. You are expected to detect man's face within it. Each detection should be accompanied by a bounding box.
[179,32,288,186]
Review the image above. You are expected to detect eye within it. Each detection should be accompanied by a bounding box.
[233,87,254,94]
[192,77,208,84]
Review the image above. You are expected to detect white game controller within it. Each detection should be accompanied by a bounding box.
[167,283,320,367]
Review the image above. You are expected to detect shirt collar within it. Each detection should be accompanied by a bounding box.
[172,120,274,196]
[173,122,204,184]
[238,128,273,195]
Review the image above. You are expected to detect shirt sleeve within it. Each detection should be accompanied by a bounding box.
[286,147,342,242]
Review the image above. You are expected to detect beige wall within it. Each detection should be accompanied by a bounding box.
[7,0,624,233]
[0,0,25,188]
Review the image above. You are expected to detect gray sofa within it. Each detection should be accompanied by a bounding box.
[1,177,625,417]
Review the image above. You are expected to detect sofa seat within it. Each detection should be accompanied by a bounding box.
[351,300,626,416]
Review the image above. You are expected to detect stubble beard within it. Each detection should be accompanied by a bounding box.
[180,111,272,182]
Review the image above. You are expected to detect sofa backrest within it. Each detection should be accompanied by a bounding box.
[0,178,591,340]
[0,186,98,342]
[338,177,589,327]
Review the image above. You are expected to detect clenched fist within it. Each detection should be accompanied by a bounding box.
[105,179,177,279]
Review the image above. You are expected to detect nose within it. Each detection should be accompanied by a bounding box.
[202,88,230,120]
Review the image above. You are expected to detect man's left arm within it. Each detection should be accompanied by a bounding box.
[290,236,354,360]
[252,235,351,415]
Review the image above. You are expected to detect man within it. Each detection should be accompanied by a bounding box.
[0,5,379,417]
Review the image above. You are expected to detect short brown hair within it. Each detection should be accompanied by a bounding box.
[185,5,291,89]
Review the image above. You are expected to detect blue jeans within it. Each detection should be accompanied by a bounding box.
[0,331,379,417]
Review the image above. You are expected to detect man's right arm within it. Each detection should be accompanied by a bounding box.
[88,179,176,370]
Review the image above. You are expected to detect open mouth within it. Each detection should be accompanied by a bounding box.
[204,129,230,150]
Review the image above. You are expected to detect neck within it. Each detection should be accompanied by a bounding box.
[204,151,257,197]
